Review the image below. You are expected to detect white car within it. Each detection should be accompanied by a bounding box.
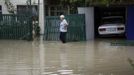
[98,16,125,35]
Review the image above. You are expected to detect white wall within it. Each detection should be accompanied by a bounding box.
[0,0,38,14]
[0,0,8,14]
[39,0,45,34]
[78,7,94,40]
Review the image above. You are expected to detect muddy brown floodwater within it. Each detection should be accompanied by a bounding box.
[0,39,134,75]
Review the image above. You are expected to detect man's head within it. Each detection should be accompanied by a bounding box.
[60,15,65,20]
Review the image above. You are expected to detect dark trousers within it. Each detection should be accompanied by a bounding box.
[60,32,67,43]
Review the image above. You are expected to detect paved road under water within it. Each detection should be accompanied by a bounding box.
[0,39,134,75]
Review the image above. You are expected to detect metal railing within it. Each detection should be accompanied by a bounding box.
[44,14,86,41]
[0,14,32,40]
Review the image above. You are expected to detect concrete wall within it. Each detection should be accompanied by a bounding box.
[78,7,94,40]
[0,0,38,14]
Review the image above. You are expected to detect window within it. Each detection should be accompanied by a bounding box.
[0,6,2,14]
[45,5,69,16]
[0,6,2,21]
[17,5,38,21]
[17,5,38,16]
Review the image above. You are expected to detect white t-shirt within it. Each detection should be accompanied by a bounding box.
[60,19,68,32]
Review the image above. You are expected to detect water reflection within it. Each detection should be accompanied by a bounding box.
[0,39,134,75]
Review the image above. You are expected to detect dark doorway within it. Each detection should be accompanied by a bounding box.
[94,6,126,39]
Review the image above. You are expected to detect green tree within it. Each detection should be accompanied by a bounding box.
[60,0,134,6]
[47,0,134,14]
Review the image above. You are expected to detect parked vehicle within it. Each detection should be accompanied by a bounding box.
[98,16,125,36]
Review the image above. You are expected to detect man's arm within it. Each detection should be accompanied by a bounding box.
[64,19,68,26]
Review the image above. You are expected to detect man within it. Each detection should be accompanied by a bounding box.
[59,15,69,43]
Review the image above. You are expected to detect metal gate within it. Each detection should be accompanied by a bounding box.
[44,14,86,41]
[0,14,32,40]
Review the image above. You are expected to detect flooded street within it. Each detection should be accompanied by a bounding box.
[0,39,134,75]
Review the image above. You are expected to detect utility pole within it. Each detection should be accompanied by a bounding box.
[39,0,45,35]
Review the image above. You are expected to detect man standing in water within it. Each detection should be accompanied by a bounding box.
[59,15,69,43]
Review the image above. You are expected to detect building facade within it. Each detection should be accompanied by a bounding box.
[0,0,39,14]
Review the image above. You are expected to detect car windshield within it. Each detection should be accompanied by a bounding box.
[102,17,124,24]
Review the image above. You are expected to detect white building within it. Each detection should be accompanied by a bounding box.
[0,0,45,34]
[0,0,39,14]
